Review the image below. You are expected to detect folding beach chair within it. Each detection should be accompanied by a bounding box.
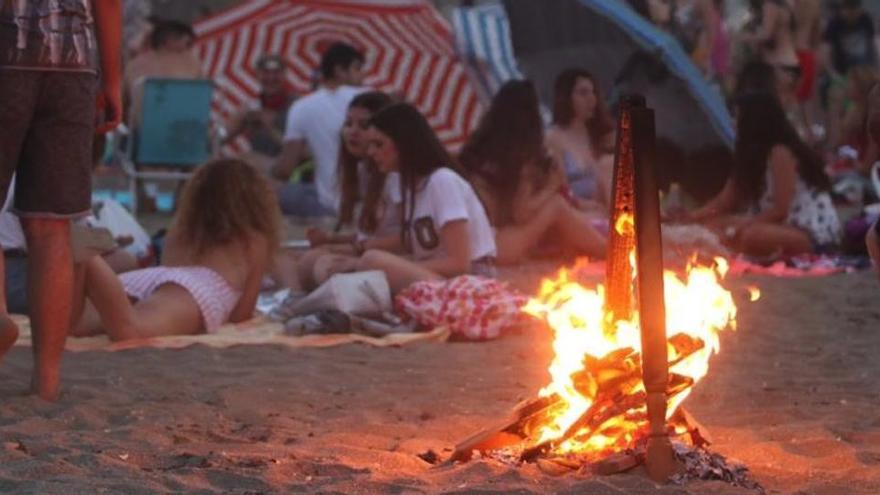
[118,78,216,214]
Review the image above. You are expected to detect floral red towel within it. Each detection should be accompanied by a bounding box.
[395,275,531,340]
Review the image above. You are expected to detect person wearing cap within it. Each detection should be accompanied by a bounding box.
[224,54,296,159]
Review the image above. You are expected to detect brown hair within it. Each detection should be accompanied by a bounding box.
[171,158,282,257]
[336,91,394,233]
[552,68,614,154]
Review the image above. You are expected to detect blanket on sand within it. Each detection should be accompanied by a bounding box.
[9,315,449,352]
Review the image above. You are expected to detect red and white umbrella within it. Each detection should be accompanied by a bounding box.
[194,0,483,151]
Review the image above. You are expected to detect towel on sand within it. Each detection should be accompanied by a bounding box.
[10,315,449,352]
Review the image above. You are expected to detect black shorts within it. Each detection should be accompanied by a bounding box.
[0,70,97,218]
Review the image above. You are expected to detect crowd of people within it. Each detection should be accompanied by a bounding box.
[2,0,880,401]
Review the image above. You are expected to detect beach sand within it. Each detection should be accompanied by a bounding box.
[1,271,879,494]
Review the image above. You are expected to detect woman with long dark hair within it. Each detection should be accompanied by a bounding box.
[285,91,398,290]
[689,92,840,255]
[460,80,606,263]
[352,103,496,293]
[545,68,615,208]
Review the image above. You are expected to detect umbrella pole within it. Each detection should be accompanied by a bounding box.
[631,96,679,482]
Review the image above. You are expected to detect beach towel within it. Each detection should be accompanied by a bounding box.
[395,275,532,341]
[10,315,449,352]
[728,254,870,277]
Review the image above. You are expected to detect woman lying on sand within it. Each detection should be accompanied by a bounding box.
[71,159,282,341]
[460,80,606,264]
[346,102,497,293]
[288,91,400,291]
[686,91,841,256]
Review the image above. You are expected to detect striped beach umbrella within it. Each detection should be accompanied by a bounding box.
[194,0,483,151]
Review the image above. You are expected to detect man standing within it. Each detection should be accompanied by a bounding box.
[272,42,366,216]
[0,0,122,400]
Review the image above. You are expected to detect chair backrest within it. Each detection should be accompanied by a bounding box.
[136,78,214,167]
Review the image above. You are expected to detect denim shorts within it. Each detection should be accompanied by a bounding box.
[0,70,97,218]
[470,255,497,278]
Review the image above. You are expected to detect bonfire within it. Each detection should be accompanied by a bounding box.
[449,96,762,490]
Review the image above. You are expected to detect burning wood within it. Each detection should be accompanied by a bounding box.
[449,94,751,488]
[449,332,708,465]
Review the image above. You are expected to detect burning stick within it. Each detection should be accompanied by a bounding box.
[604,101,636,323]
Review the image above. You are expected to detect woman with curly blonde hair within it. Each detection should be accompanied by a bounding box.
[72,159,283,341]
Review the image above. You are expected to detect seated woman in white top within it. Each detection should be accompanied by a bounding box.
[353,103,497,293]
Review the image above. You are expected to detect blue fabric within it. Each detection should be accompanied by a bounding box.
[574,0,734,147]
[276,183,334,217]
[452,4,524,96]
[4,255,28,314]
[137,79,215,167]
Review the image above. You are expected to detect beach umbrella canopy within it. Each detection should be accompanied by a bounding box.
[194,0,483,150]
[502,0,734,151]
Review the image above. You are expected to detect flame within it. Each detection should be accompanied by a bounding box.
[522,256,739,457]
[747,286,761,302]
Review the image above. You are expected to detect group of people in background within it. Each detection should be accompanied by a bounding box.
[3,0,880,401]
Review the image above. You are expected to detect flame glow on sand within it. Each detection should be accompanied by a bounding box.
[521,256,753,458]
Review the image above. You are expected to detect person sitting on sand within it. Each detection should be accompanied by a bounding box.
[864,83,880,276]
[71,159,282,341]
[343,103,496,293]
[459,80,606,264]
[545,68,615,210]
[283,91,399,291]
[686,91,841,257]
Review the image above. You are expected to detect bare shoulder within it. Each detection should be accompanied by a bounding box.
[544,127,564,147]
[768,145,800,180]
[246,232,271,259]
[769,144,797,165]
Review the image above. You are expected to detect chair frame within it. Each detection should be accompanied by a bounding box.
[117,78,218,214]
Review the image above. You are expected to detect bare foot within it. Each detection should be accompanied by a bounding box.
[30,366,60,402]
[0,314,19,362]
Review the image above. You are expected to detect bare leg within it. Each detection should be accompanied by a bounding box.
[80,256,203,341]
[312,253,360,287]
[355,249,442,294]
[0,251,20,362]
[735,222,813,258]
[293,247,330,291]
[867,221,880,279]
[21,218,73,401]
[496,195,606,265]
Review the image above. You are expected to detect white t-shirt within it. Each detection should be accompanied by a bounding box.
[405,168,496,262]
[284,85,366,211]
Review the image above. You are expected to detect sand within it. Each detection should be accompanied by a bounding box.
[1,271,879,494]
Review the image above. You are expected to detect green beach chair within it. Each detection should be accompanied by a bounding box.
[119,78,216,214]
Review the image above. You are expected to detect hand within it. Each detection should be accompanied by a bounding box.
[115,235,134,248]
[306,228,331,247]
[96,81,122,134]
